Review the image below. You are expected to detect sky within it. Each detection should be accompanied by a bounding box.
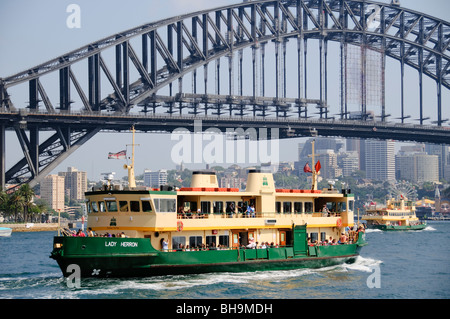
[0,0,449,182]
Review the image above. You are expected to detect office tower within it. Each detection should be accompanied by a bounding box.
[144,169,168,188]
[59,167,87,201]
[341,151,360,176]
[365,140,395,181]
[315,150,342,180]
[41,175,65,211]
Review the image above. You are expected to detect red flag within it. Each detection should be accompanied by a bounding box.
[303,163,312,173]
[315,160,321,173]
[108,150,126,159]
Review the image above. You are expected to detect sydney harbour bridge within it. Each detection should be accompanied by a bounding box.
[0,0,449,190]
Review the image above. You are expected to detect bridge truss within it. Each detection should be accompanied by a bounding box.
[1,0,449,189]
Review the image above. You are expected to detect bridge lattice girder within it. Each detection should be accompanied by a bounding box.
[0,0,449,189]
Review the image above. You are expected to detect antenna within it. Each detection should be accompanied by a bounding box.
[101,172,116,186]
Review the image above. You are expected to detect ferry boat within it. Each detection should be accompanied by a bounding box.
[362,197,427,231]
[50,128,367,278]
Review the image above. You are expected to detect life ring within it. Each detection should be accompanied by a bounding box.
[336,218,342,227]
[177,221,183,232]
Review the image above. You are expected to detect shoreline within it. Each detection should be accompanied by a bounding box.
[1,223,61,232]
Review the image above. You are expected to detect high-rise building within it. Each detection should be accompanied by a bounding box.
[396,151,439,183]
[425,144,449,181]
[40,175,65,211]
[59,167,87,201]
[315,150,342,180]
[365,140,395,181]
[144,169,168,188]
[340,151,360,176]
[415,154,439,183]
[395,155,416,181]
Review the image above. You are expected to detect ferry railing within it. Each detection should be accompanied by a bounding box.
[176,211,343,219]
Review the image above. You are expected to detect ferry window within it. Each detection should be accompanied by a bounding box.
[348,200,354,212]
[183,201,197,212]
[326,202,337,213]
[305,202,313,212]
[200,201,211,214]
[91,201,98,213]
[142,200,152,212]
[283,202,292,213]
[213,201,223,214]
[98,201,106,212]
[119,201,128,212]
[106,201,117,212]
[237,201,246,213]
[294,202,303,213]
[206,235,216,247]
[275,202,281,213]
[310,232,318,243]
[320,232,327,242]
[172,236,186,250]
[154,198,176,212]
[219,235,229,248]
[162,199,176,212]
[189,236,203,249]
[226,202,236,214]
[130,201,140,212]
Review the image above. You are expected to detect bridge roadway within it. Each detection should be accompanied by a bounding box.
[1,110,449,145]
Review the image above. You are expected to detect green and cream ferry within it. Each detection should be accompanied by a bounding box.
[362,197,427,231]
[50,132,366,278]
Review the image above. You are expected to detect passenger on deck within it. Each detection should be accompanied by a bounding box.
[247,238,257,249]
[87,227,94,237]
[76,229,85,237]
[161,238,169,251]
[322,205,330,217]
[339,233,348,244]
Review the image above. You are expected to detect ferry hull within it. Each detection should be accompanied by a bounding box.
[50,236,366,278]
[367,223,427,231]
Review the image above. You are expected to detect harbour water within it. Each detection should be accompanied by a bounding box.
[0,221,449,300]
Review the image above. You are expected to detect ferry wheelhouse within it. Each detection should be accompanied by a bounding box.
[50,131,366,278]
[362,197,427,231]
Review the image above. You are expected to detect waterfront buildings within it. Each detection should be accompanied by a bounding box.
[365,140,395,181]
[144,169,168,188]
[40,167,87,211]
[58,167,87,201]
[40,175,65,211]
[396,152,439,183]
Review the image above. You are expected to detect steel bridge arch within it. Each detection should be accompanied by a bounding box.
[1,0,449,118]
[1,0,450,189]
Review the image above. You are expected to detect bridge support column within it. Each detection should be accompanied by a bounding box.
[0,124,4,190]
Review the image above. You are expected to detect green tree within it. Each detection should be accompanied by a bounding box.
[18,184,35,223]
[8,191,24,222]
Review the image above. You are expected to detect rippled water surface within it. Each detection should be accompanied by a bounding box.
[0,222,449,299]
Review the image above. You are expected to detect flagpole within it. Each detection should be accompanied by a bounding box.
[311,139,317,191]
[124,125,137,188]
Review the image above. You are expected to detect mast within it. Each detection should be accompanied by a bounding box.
[309,139,319,190]
[124,126,137,188]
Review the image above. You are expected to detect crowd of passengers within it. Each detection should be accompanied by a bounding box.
[309,224,366,246]
[165,241,284,252]
[177,204,257,219]
[63,227,128,238]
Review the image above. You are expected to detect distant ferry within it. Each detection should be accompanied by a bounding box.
[362,197,427,231]
[50,128,367,278]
